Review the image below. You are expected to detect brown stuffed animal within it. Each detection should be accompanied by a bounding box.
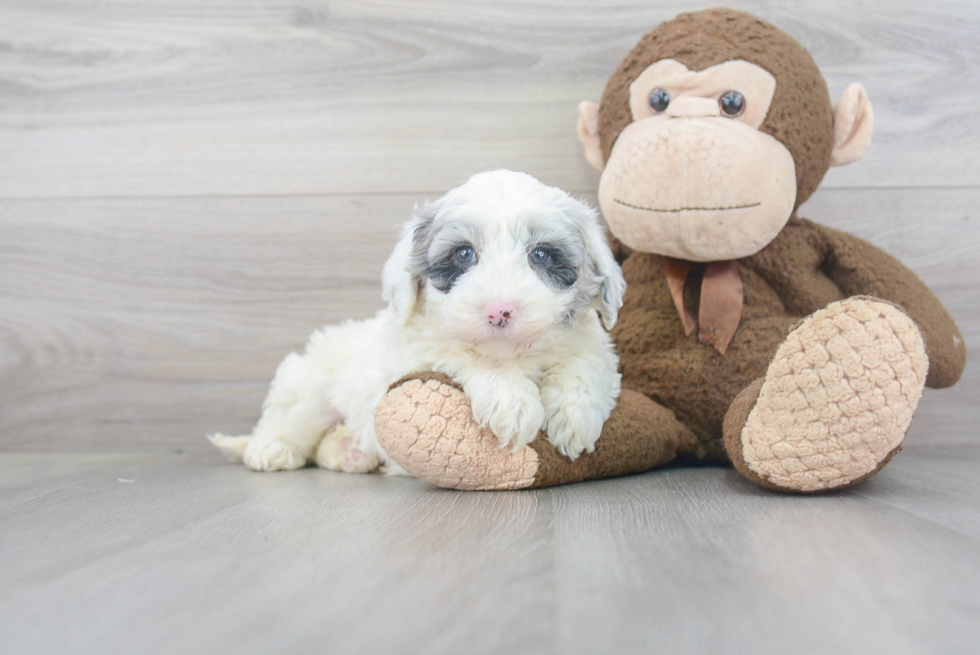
[374,8,967,492]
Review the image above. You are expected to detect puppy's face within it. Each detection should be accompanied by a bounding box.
[383,170,626,347]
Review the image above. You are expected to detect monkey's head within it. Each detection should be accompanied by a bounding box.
[577,8,874,262]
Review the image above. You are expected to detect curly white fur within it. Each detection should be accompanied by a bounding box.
[209,170,626,472]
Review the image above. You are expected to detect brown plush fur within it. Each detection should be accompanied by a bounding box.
[528,389,705,488]
[598,8,834,207]
[722,377,766,486]
[612,217,966,456]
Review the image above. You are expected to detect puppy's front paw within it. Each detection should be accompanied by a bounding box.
[467,374,545,451]
[541,387,606,460]
[243,439,307,471]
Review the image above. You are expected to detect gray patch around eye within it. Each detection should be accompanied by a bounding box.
[519,196,615,323]
[427,252,468,293]
[524,216,584,294]
[407,204,482,294]
[530,244,579,290]
[428,221,482,263]
[529,212,608,319]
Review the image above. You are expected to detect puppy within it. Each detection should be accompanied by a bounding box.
[209,170,626,473]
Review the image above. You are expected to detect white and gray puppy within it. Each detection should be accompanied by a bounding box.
[210,170,626,474]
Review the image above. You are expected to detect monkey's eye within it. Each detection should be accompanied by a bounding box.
[529,248,552,267]
[648,88,670,113]
[719,91,745,117]
[453,246,477,266]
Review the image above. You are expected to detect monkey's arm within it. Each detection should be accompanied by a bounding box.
[815,222,966,388]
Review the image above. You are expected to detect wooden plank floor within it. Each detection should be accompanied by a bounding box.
[2,447,979,655]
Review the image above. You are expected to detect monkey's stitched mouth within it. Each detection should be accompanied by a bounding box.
[614,198,761,213]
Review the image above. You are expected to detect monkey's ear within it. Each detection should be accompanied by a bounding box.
[577,101,605,172]
[830,84,874,167]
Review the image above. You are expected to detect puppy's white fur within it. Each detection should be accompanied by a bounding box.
[209,170,626,472]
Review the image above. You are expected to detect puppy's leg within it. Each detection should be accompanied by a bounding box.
[540,352,621,460]
[457,369,545,451]
[239,351,340,472]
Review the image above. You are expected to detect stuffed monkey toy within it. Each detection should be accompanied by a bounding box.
[373,8,966,492]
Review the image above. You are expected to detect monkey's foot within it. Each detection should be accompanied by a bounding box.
[724,297,928,492]
[314,425,380,474]
[374,374,540,490]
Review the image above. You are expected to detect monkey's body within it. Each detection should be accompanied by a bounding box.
[614,220,830,455]
[614,216,964,450]
[609,216,963,489]
[372,9,966,492]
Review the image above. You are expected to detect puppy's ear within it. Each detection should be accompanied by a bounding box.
[382,203,435,326]
[571,199,626,330]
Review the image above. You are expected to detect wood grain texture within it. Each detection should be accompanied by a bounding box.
[1,0,978,197]
[0,194,402,449]
[1,188,976,450]
[0,0,977,451]
[1,448,978,655]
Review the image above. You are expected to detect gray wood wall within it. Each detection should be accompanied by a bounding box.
[1,0,977,451]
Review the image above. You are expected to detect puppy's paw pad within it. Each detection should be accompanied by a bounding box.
[314,425,380,474]
[243,440,307,472]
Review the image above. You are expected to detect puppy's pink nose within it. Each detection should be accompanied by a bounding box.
[484,302,517,328]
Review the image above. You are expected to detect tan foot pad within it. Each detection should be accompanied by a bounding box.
[314,425,380,474]
[375,375,540,490]
[741,297,928,491]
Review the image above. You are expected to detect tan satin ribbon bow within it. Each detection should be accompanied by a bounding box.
[663,258,744,355]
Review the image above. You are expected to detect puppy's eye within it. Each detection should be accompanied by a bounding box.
[648,88,670,113]
[719,90,745,117]
[529,248,552,266]
[453,246,477,266]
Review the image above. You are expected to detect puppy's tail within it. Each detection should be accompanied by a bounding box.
[208,433,250,462]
